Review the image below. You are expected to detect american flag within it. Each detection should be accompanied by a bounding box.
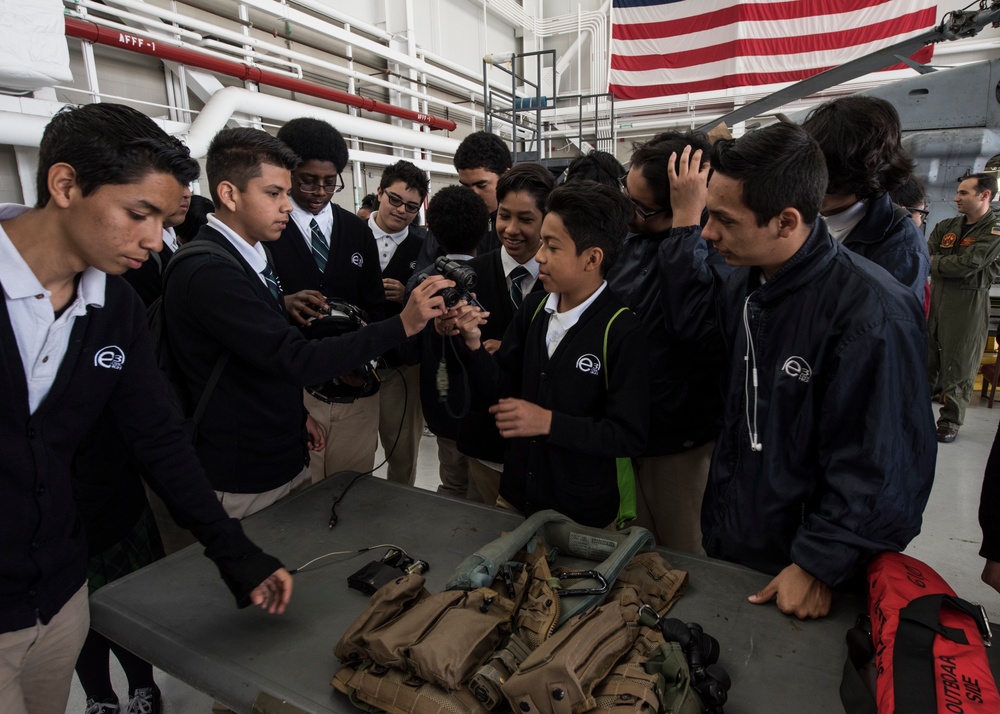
[609,0,938,101]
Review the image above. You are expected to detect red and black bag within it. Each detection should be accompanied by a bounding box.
[842,552,999,714]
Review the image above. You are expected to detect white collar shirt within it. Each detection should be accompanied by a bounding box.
[500,248,540,298]
[207,214,270,288]
[290,200,333,252]
[542,281,607,358]
[824,200,868,243]
[162,227,179,253]
[0,203,107,414]
[369,214,410,272]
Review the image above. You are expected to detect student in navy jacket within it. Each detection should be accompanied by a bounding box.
[660,124,935,619]
[608,131,728,555]
[162,129,452,515]
[269,118,386,482]
[449,182,649,528]
[453,164,554,506]
[0,103,291,714]
[803,95,929,310]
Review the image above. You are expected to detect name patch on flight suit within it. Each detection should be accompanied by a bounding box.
[940,233,957,249]
[960,236,978,247]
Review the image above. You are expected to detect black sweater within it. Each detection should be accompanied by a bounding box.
[0,274,282,634]
[162,227,409,493]
[456,249,544,462]
[269,205,385,321]
[465,289,649,527]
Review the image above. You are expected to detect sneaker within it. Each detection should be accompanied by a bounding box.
[123,686,161,714]
[85,698,119,714]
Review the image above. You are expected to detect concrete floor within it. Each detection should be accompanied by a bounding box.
[66,400,1000,713]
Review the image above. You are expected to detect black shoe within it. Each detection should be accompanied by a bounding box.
[936,426,958,443]
[123,686,161,714]
[85,697,119,714]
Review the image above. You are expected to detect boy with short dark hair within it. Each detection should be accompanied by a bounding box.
[451,182,649,527]
[416,185,490,499]
[370,159,430,486]
[269,117,386,482]
[0,103,291,714]
[162,128,450,516]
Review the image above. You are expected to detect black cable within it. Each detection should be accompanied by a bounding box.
[328,363,408,528]
[439,331,473,420]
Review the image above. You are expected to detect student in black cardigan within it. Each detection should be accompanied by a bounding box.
[449,182,649,527]
[452,164,554,506]
[162,129,452,515]
[0,103,292,714]
[369,160,429,486]
[416,185,490,499]
[269,118,386,482]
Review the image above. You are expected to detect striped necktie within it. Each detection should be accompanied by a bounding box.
[260,263,282,303]
[509,265,530,309]
[309,218,329,273]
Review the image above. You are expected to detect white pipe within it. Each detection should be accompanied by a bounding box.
[75,0,204,41]
[184,86,461,158]
[239,0,485,97]
[65,10,305,80]
[0,111,53,147]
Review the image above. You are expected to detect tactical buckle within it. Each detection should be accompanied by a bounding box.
[555,570,609,596]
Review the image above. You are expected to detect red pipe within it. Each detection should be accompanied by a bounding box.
[65,17,457,131]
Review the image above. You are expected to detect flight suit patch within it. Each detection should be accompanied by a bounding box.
[940,233,957,248]
[960,236,978,246]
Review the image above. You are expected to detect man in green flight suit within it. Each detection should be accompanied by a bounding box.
[928,173,1000,443]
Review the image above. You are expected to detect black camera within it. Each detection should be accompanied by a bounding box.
[418,256,482,309]
[659,618,731,712]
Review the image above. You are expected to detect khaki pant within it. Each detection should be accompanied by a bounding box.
[378,365,424,486]
[215,467,311,520]
[0,585,89,714]
[468,459,503,508]
[435,436,477,500]
[634,441,715,555]
[304,390,379,483]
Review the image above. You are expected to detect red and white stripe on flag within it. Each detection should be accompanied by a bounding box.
[609,0,938,101]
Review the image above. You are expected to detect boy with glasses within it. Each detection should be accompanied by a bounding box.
[370,160,429,485]
[270,118,387,482]
[606,131,729,554]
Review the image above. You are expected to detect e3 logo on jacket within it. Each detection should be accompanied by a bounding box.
[94,346,126,370]
[576,354,601,376]
[781,356,812,383]
[351,252,364,267]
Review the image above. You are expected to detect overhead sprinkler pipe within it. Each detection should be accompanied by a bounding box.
[64,17,457,131]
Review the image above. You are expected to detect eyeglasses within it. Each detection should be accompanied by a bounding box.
[906,207,929,220]
[618,173,666,222]
[382,189,422,214]
[297,174,344,195]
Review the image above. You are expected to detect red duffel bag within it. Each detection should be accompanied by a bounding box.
[859,552,999,714]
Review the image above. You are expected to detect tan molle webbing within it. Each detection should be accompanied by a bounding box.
[332,662,493,714]
[501,589,644,714]
[589,623,667,713]
[363,586,515,691]
[512,547,560,651]
[335,573,430,664]
[606,553,688,617]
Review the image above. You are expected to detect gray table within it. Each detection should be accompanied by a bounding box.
[91,475,858,713]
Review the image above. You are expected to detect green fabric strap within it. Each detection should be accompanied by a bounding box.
[529,300,637,528]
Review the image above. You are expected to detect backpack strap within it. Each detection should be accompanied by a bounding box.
[160,241,241,431]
